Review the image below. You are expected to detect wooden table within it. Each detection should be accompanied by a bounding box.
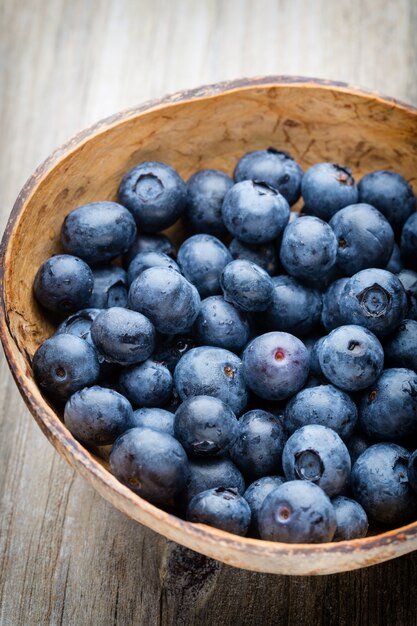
[1,1,416,624]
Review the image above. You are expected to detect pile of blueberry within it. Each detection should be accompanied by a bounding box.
[32,148,417,544]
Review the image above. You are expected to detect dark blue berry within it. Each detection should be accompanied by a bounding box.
[301,163,358,221]
[243,476,285,536]
[90,266,128,309]
[346,433,370,466]
[185,169,233,236]
[383,319,417,371]
[220,260,274,312]
[131,407,175,436]
[186,487,251,536]
[358,170,415,231]
[321,278,349,332]
[127,251,180,286]
[408,450,417,494]
[229,238,279,276]
[119,359,173,407]
[34,254,93,314]
[177,234,232,298]
[401,212,417,268]
[397,269,417,320]
[123,233,175,267]
[386,243,403,273]
[152,334,196,373]
[180,458,246,505]
[56,308,101,342]
[332,496,368,540]
[193,296,250,353]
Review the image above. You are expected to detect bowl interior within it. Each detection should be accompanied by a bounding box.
[2,79,417,575]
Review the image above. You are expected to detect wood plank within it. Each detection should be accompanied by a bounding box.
[1,0,417,624]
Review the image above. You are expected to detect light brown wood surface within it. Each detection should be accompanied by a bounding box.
[1,1,417,624]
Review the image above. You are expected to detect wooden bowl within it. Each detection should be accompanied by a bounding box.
[1,77,417,576]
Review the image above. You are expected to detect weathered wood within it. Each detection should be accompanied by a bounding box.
[1,0,417,623]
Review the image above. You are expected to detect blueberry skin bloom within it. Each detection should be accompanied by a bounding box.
[222,180,290,244]
[174,395,239,457]
[229,238,279,276]
[181,458,246,505]
[351,443,417,525]
[128,267,201,334]
[243,476,285,536]
[110,427,189,504]
[339,268,407,336]
[131,407,175,436]
[186,487,251,536]
[64,386,133,445]
[230,410,287,480]
[263,275,322,337]
[284,385,358,440]
[397,269,417,320]
[119,359,173,407]
[220,260,274,313]
[234,148,303,206]
[34,254,93,314]
[332,496,369,541]
[33,334,100,403]
[358,368,417,442]
[408,450,417,493]
[279,216,338,281]
[258,480,336,543]
[330,204,394,276]
[127,251,180,286]
[90,266,128,309]
[185,169,233,236]
[282,424,351,497]
[358,170,416,231]
[177,234,232,298]
[91,307,155,365]
[123,233,175,267]
[318,325,384,391]
[401,212,417,268]
[61,201,137,266]
[242,332,309,401]
[383,319,417,371]
[118,161,187,232]
[301,163,358,221]
[56,308,101,342]
[174,346,248,415]
[321,278,349,332]
[193,296,250,353]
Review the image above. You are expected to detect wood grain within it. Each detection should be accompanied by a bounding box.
[1,0,417,624]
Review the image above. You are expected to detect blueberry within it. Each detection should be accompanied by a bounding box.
[282,424,351,496]
[33,334,100,403]
[401,212,417,268]
[152,334,196,373]
[90,307,155,365]
[64,386,133,445]
[180,457,246,505]
[177,234,232,297]
[346,433,370,465]
[229,238,279,276]
[332,496,368,541]
[220,260,274,313]
[263,275,322,337]
[131,407,175,436]
[185,169,233,236]
[321,278,349,332]
[279,216,338,281]
[358,170,415,231]
[230,409,286,480]
[119,359,173,407]
[358,368,417,442]
[242,332,309,401]
[318,325,384,391]
[234,148,303,206]
[128,267,201,334]
[258,480,336,543]
[222,181,290,244]
[301,163,358,221]
[127,250,180,286]
[339,268,407,336]
[330,204,394,276]
[193,296,250,353]
[56,308,101,342]
[110,427,189,504]
[351,443,417,525]
[385,243,403,273]
[243,476,285,536]
[90,266,128,309]
[118,161,187,232]
[383,319,417,371]
[174,395,238,457]
[34,254,93,314]
[284,385,358,440]
[123,233,175,267]
[397,269,417,320]
[408,450,417,493]
[174,346,248,415]
[308,336,325,378]
[186,487,251,536]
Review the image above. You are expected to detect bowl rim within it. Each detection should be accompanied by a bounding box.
[2,75,417,575]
